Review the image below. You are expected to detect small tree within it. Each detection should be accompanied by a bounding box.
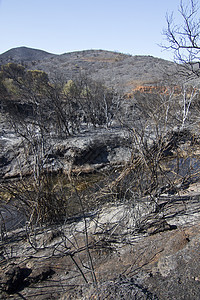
[62,76,119,129]
[162,0,200,78]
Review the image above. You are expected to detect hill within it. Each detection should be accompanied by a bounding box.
[0,47,177,91]
[0,46,55,64]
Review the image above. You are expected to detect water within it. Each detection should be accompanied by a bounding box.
[165,156,200,183]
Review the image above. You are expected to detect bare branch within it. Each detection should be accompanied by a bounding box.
[162,0,200,77]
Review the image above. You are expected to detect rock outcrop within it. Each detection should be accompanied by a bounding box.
[0,123,132,179]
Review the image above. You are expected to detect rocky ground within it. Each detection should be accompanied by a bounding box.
[0,189,200,299]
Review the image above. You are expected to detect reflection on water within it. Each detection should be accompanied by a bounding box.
[165,156,200,182]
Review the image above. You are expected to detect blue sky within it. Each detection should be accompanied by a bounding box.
[0,0,182,60]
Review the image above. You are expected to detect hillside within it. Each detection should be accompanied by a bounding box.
[0,47,177,91]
